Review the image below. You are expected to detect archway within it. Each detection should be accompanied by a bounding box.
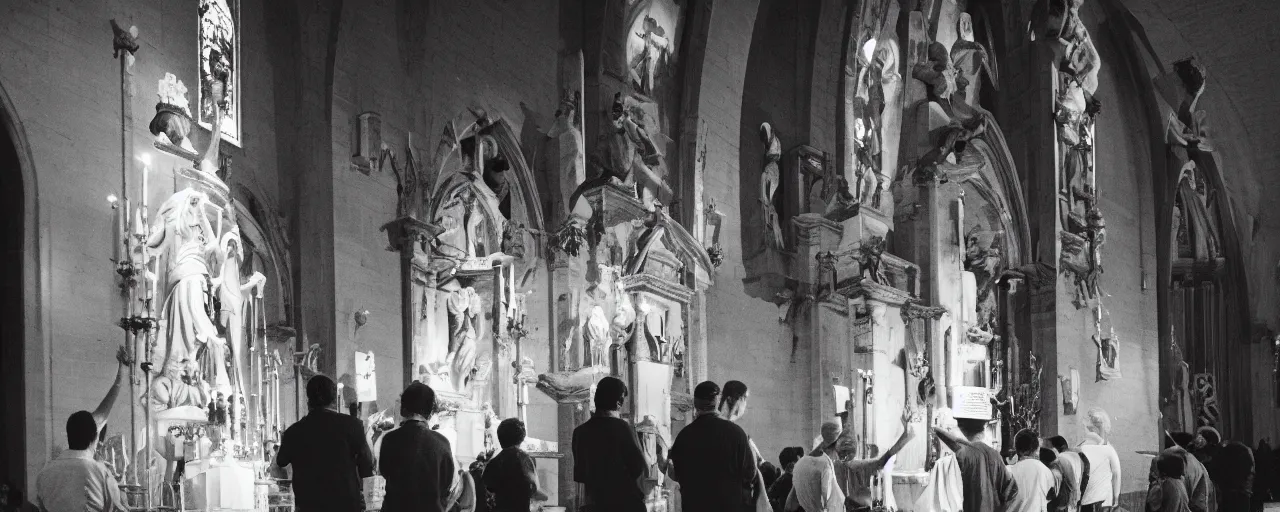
[0,93,23,506]
[0,79,38,506]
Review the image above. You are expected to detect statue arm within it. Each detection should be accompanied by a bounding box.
[147,219,167,249]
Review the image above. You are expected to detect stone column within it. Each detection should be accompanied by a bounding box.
[381,216,443,388]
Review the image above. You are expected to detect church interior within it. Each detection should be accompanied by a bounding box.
[3,0,1280,510]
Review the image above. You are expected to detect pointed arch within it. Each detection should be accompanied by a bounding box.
[0,76,51,498]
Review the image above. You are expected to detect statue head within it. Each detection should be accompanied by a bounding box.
[958,13,975,42]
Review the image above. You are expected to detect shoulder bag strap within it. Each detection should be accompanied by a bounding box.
[1077,452,1092,505]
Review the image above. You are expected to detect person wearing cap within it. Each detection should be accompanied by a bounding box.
[668,381,758,511]
[276,374,376,512]
[785,410,914,512]
[379,381,457,512]
[934,415,1018,512]
[571,376,648,512]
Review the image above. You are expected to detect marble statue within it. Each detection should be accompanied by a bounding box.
[1092,333,1120,381]
[536,365,611,403]
[214,210,266,402]
[912,116,987,184]
[568,93,670,210]
[584,305,611,367]
[547,90,586,212]
[624,203,669,276]
[758,123,785,250]
[816,251,838,300]
[858,236,888,285]
[149,188,224,383]
[446,286,483,392]
[150,359,211,411]
[432,189,475,260]
[629,16,672,96]
[951,14,996,107]
[500,221,526,259]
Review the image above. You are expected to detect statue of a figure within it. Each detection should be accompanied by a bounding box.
[624,203,669,276]
[759,123,785,250]
[149,188,224,380]
[858,236,888,285]
[851,118,882,207]
[816,251,838,300]
[500,221,526,259]
[150,359,211,411]
[629,16,672,96]
[445,286,482,392]
[951,14,997,107]
[214,223,266,402]
[583,305,611,368]
[568,93,671,210]
[548,90,586,212]
[912,116,988,184]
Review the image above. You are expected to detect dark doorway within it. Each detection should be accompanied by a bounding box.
[0,108,26,505]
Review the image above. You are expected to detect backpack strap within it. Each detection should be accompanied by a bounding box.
[1077,451,1092,505]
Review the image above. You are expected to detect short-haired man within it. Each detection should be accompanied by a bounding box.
[571,376,647,512]
[276,375,375,511]
[35,411,126,512]
[668,381,757,511]
[935,417,1019,512]
[1006,430,1055,512]
[483,418,547,511]
[1046,435,1086,512]
[379,382,456,512]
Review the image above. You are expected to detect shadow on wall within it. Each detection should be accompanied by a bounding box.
[736,0,821,302]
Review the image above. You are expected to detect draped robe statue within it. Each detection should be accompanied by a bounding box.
[148,188,225,388]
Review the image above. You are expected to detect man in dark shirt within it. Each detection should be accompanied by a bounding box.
[668,381,757,511]
[483,418,546,511]
[379,381,456,512]
[276,375,375,512]
[572,376,647,512]
[935,417,1018,512]
[767,447,804,512]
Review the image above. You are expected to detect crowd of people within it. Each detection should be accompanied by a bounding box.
[27,372,1280,512]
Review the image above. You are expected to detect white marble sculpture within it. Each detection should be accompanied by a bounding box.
[758,123,785,250]
[148,188,224,387]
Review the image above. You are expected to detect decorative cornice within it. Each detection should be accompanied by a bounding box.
[837,278,915,307]
[382,216,444,253]
[792,213,841,247]
[621,273,695,305]
[901,302,949,321]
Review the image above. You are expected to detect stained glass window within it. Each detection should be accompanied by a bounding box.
[199,0,240,145]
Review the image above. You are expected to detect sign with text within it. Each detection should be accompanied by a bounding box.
[952,386,992,420]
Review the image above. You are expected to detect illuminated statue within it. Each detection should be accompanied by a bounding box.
[148,188,224,383]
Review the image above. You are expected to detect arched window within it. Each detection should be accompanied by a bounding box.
[199,0,240,145]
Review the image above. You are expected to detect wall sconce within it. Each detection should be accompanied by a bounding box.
[351,111,382,174]
[354,309,370,331]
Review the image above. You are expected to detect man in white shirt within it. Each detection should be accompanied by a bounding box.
[35,410,126,512]
[1007,430,1055,512]
[786,421,846,512]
